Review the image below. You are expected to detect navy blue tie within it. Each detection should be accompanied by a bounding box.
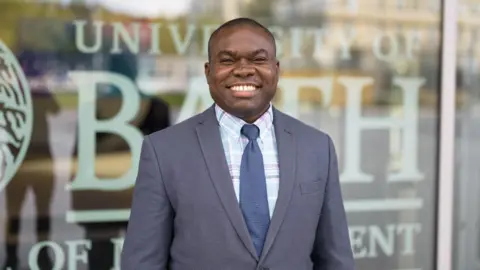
[239,124,270,257]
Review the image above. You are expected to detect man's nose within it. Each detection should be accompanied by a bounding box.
[233,60,255,77]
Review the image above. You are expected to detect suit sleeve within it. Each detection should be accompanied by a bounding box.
[312,135,356,270]
[121,136,173,270]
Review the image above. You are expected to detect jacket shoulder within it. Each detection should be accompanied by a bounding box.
[275,109,331,142]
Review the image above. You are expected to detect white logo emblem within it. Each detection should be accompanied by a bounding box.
[0,39,33,191]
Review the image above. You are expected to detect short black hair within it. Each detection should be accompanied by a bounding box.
[207,17,276,61]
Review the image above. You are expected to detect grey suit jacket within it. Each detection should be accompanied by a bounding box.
[121,105,355,270]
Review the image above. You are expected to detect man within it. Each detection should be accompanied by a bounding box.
[121,17,355,269]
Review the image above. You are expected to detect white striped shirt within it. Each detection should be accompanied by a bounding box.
[215,104,280,218]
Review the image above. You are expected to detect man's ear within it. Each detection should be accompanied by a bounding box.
[204,62,210,84]
[275,60,280,79]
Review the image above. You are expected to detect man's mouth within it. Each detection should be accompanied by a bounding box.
[228,84,259,92]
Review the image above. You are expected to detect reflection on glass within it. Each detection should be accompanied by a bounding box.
[4,90,60,269]
[0,0,441,269]
[454,1,480,270]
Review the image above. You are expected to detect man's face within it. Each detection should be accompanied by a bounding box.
[204,25,279,122]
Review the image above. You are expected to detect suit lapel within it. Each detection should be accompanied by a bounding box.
[260,108,297,261]
[195,106,259,260]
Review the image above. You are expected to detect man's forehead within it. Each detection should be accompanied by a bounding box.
[219,26,268,39]
[212,26,274,50]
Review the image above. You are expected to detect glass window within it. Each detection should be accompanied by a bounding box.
[0,0,442,269]
[454,0,480,269]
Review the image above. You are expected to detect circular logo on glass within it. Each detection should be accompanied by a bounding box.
[0,39,33,191]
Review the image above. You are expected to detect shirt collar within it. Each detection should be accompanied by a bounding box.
[215,103,274,142]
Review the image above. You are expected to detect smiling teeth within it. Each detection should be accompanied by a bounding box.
[231,85,256,91]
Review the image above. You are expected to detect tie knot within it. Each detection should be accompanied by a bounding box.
[241,124,260,141]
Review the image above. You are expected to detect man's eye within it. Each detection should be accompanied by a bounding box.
[253,57,267,62]
[220,59,234,63]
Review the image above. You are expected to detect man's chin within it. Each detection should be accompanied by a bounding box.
[229,105,268,122]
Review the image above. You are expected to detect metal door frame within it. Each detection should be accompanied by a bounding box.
[436,0,457,268]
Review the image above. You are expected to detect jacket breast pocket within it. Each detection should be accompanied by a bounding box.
[299,179,324,195]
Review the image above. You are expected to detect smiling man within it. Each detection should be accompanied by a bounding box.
[121,18,355,270]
